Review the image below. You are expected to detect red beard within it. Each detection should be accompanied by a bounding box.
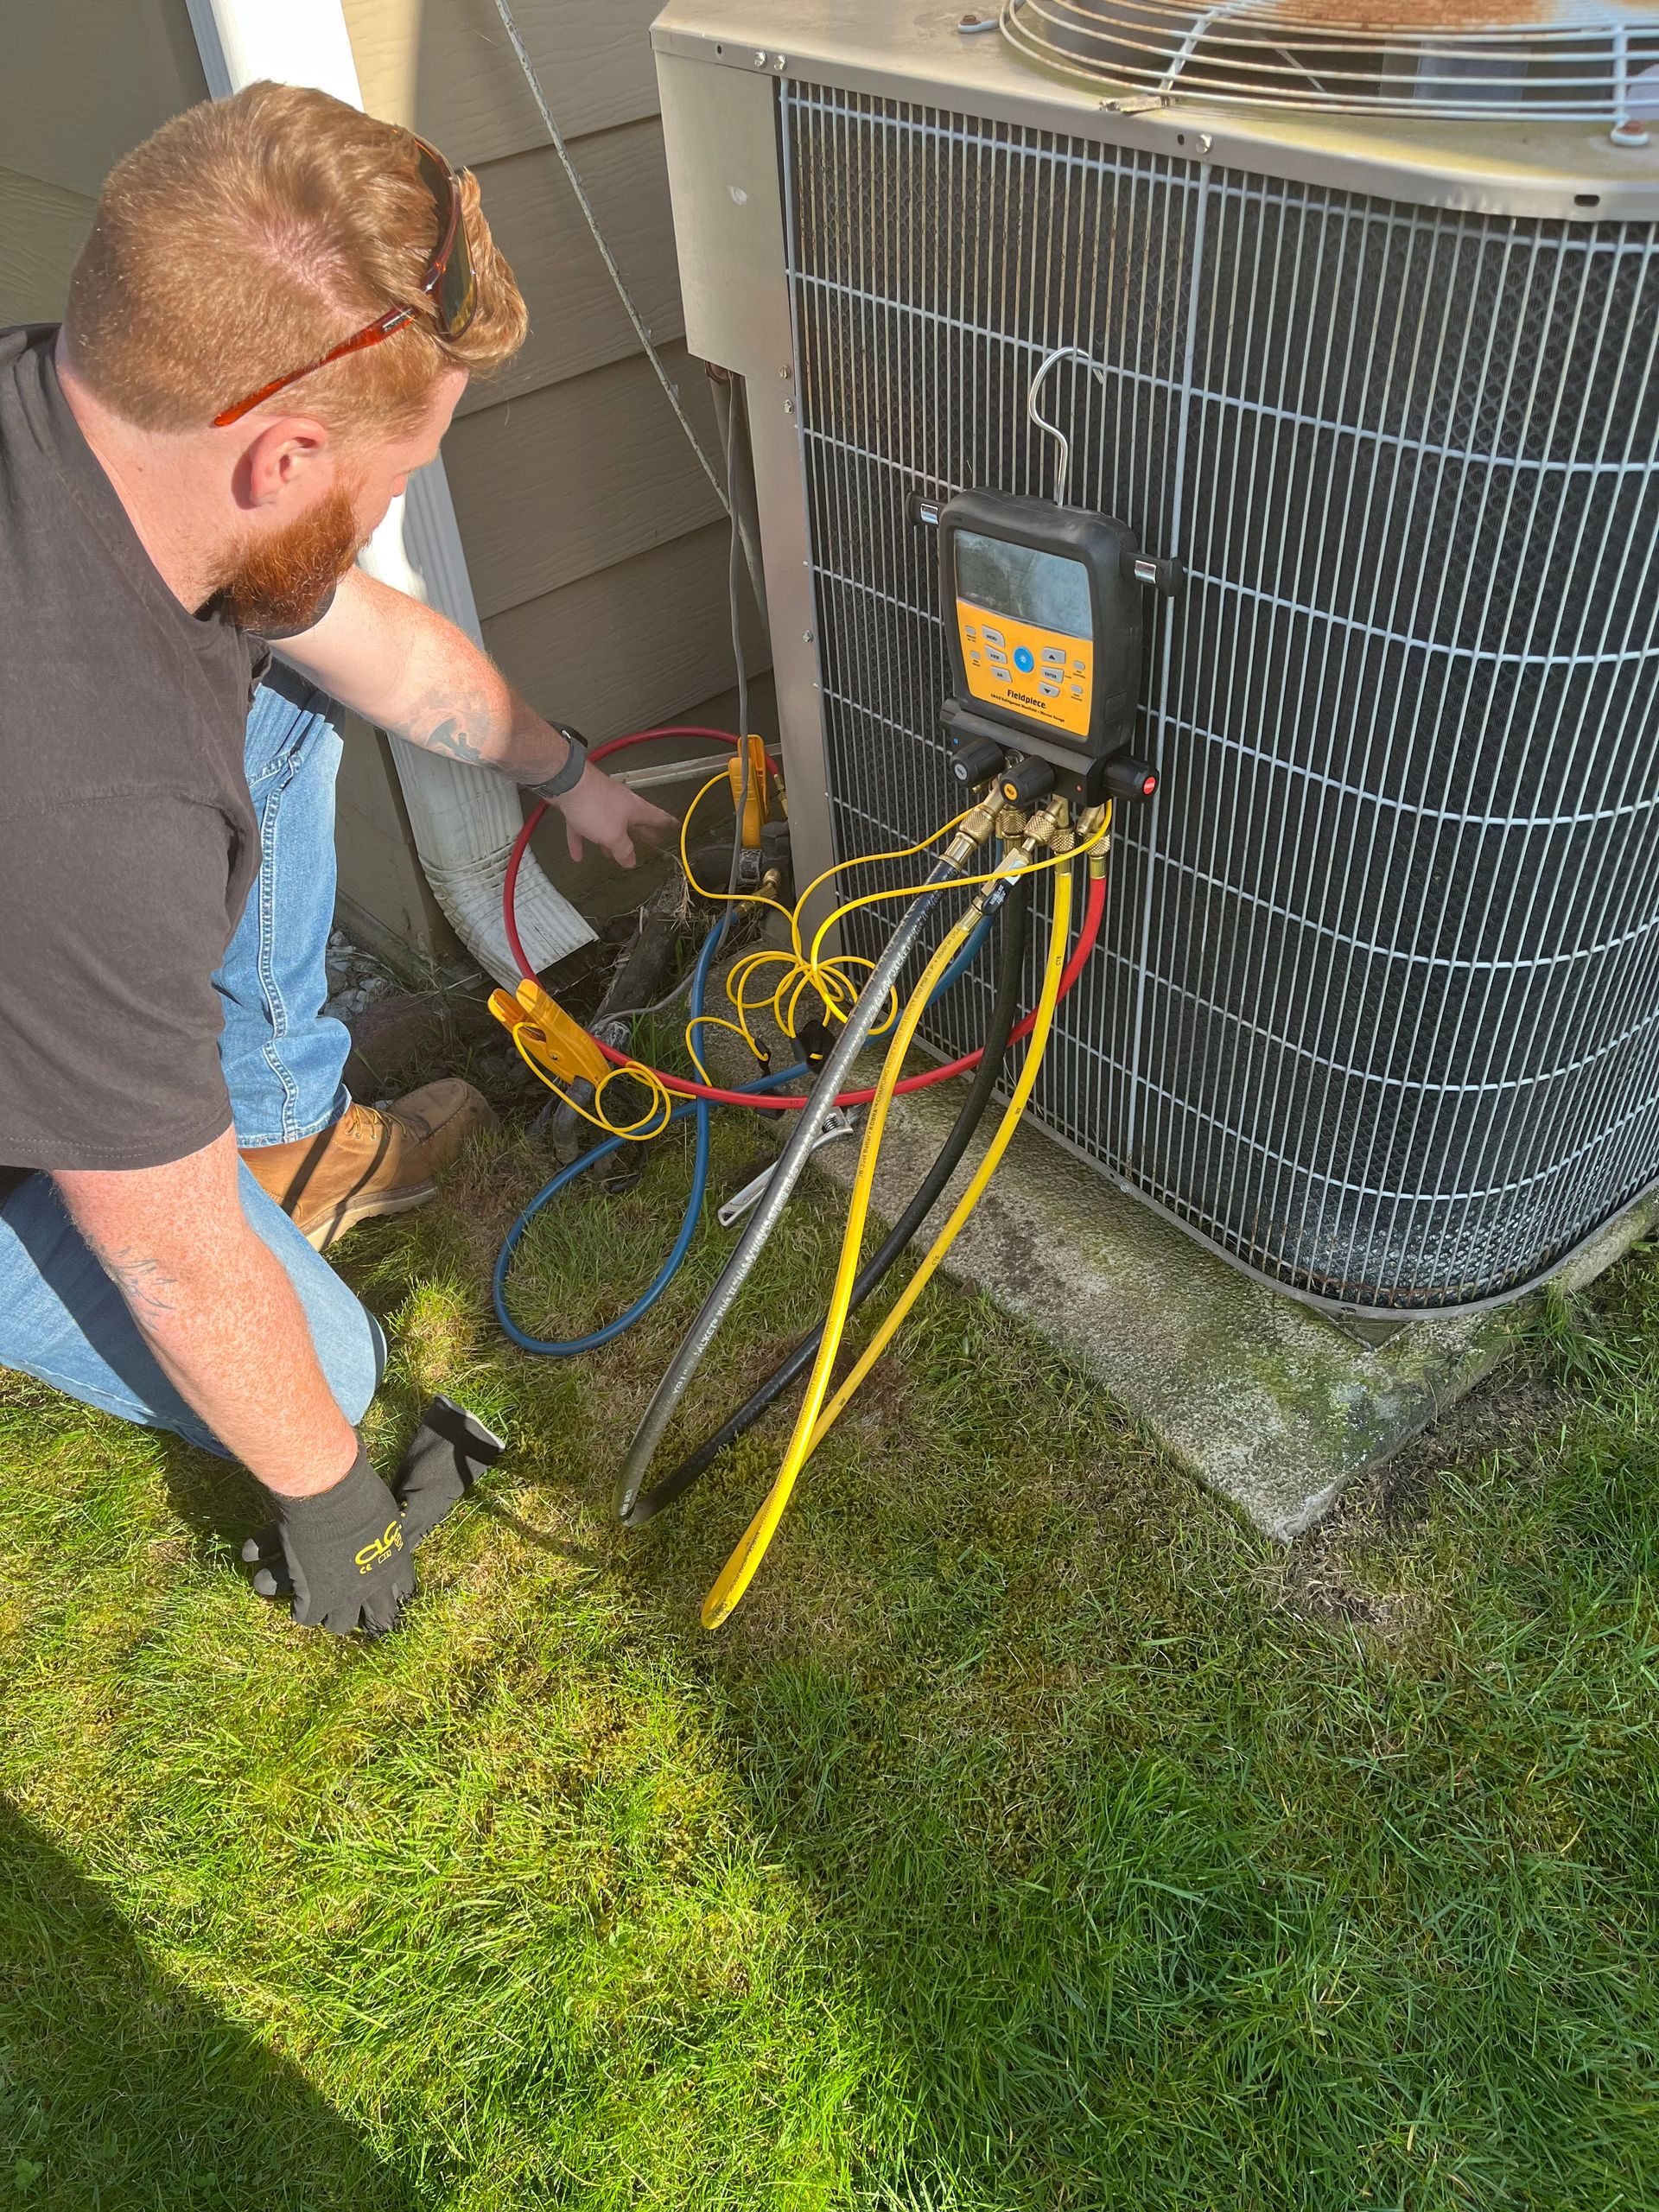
[208,483,366,634]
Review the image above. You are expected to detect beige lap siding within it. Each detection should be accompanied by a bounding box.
[0,0,207,321]
[341,0,664,163]
[483,521,769,741]
[342,0,770,729]
[448,121,686,410]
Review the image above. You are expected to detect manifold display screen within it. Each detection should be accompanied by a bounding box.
[955,531,1092,639]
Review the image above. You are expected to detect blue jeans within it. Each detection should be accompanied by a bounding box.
[0,669,379,1455]
[216,665,354,1147]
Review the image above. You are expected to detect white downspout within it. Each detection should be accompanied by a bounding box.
[183,0,593,986]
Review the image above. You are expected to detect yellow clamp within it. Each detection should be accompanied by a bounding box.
[725,734,770,850]
[488,978,608,1089]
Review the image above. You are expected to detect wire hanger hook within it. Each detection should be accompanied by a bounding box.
[1027,346,1109,506]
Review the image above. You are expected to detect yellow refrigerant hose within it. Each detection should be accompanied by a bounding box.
[698,897,988,1627]
[806,862,1077,1454]
[700,858,1077,1630]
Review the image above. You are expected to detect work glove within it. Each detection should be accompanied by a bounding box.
[241,1397,505,1630]
[391,1395,507,1543]
[248,1446,413,1637]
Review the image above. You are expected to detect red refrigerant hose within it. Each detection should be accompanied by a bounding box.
[504,728,1106,1109]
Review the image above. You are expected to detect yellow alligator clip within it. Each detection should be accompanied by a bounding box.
[487,978,609,1088]
[725,734,770,850]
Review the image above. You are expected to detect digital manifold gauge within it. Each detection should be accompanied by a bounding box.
[938,489,1171,807]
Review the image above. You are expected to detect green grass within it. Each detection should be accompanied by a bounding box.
[3,1103,1658,2210]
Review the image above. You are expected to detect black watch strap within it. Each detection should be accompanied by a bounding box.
[527,725,588,802]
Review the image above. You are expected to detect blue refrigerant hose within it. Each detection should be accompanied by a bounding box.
[492,904,997,1357]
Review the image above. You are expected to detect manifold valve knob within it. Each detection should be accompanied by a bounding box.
[998,755,1056,808]
[949,734,1007,789]
[1103,753,1160,803]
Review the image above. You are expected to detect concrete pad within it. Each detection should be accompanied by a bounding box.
[802,1077,1659,1541]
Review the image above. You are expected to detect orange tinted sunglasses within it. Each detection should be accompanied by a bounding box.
[212,135,477,429]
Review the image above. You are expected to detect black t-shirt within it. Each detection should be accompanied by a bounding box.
[0,326,266,1203]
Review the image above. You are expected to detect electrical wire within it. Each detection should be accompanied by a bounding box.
[505,380,760,1292]
[537,347,760,1122]
[677,774,986,1068]
[700,861,1077,1630]
[490,0,729,510]
[620,871,1031,1527]
[509,1026,674,1142]
[504,729,782,984]
[499,900,1031,1365]
[493,923,800,1354]
[515,446,766,1154]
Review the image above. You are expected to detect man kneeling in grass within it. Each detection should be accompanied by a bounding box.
[0,85,673,1634]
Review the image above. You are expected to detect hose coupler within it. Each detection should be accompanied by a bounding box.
[1024,792,1073,849]
[1078,802,1114,879]
[944,796,1002,862]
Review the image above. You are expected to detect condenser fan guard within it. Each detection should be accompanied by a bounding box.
[1001,0,1659,118]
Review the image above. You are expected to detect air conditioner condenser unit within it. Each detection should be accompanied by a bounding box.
[653,0,1659,1318]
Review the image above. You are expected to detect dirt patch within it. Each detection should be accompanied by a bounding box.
[1269,1351,1558,1635]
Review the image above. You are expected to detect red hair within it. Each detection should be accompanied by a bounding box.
[64,80,527,442]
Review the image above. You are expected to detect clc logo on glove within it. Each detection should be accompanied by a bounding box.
[355,1520,405,1574]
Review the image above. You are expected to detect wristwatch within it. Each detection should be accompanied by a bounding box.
[526,724,588,802]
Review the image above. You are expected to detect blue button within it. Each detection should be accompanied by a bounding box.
[1013,646,1035,673]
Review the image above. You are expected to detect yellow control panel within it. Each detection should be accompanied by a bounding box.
[954,599,1093,740]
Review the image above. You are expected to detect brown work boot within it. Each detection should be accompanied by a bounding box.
[242,1080,496,1250]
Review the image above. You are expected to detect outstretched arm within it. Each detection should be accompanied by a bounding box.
[275,567,677,866]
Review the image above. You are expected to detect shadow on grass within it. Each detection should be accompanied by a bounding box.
[143,1433,270,1571]
[470,1490,608,1567]
[631,1299,1659,2211]
[0,1801,416,2211]
[150,1429,608,1580]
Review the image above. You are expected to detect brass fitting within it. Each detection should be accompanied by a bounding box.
[945,796,1002,857]
[1077,800,1114,879]
[995,803,1026,841]
[1023,793,1072,850]
[982,795,1073,890]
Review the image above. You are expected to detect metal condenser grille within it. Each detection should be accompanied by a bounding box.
[782,82,1659,1310]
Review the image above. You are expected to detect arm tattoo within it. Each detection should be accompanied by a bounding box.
[87,1241,179,1324]
[419,714,487,766]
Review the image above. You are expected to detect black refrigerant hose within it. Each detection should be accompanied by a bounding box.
[620,871,1033,1529]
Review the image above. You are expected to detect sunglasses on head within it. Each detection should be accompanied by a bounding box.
[212,134,477,429]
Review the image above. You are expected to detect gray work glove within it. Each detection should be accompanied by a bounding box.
[242,1397,505,1630]
[391,1394,507,1543]
[250,1446,413,1637]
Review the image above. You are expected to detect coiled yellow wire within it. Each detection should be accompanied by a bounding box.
[536,771,1104,1144]
[676,772,1109,1082]
[508,1028,674,1142]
